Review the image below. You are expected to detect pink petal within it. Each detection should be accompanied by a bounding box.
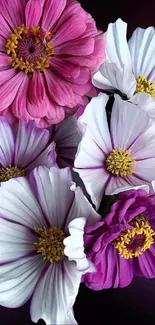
[14,120,50,169]
[0,0,26,29]
[25,0,44,26]
[0,13,12,39]
[51,57,80,79]
[0,53,10,67]
[41,0,66,31]
[0,71,25,111]
[66,67,90,85]
[53,15,86,47]
[0,68,16,86]
[45,100,65,123]
[54,37,95,56]
[11,74,32,121]
[28,71,45,106]
[45,69,74,106]
[27,98,48,119]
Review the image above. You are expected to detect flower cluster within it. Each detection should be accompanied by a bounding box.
[0,1,155,324]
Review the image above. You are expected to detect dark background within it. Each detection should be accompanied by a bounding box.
[2,1,155,324]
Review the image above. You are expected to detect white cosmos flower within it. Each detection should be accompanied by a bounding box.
[93,18,155,116]
[0,166,100,324]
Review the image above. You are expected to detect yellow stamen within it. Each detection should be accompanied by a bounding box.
[34,226,65,263]
[6,25,54,74]
[136,75,155,97]
[113,214,155,259]
[105,147,135,177]
[0,165,25,182]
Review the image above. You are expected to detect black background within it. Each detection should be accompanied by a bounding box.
[2,1,155,324]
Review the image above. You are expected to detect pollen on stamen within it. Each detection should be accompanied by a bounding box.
[105,147,135,177]
[6,25,54,74]
[0,165,25,182]
[136,75,155,98]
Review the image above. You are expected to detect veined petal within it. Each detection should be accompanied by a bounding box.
[0,218,37,263]
[41,0,66,31]
[14,120,50,169]
[30,260,80,325]
[0,177,45,229]
[128,26,155,79]
[0,117,14,167]
[25,0,45,26]
[28,71,45,106]
[0,0,26,29]
[0,255,44,308]
[29,166,74,229]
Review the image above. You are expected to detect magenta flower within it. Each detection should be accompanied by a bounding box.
[74,93,155,209]
[0,166,100,324]
[0,117,56,181]
[83,188,155,289]
[0,0,105,127]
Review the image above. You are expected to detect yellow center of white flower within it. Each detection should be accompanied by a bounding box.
[136,75,155,97]
[34,226,65,263]
[105,148,135,177]
[0,165,25,181]
[113,214,155,259]
[6,24,54,74]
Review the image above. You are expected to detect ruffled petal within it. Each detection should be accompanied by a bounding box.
[14,120,50,168]
[30,260,80,325]
[0,255,44,308]
[0,177,45,229]
[29,166,74,229]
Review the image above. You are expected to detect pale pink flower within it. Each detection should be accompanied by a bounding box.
[0,0,105,127]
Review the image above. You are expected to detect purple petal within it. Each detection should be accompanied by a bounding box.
[0,117,15,167]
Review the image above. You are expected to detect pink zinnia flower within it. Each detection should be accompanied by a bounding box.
[0,166,100,324]
[83,188,155,289]
[74,93,155,209]
[0,0,105,127]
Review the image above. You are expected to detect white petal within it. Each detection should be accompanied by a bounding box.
[106,18,132,69]
[65,184,101,228]
[30,260,81,325]
[128,26,155,78]
[111,95,149,150]
[74,167,109,210]
[98,62,136,97]
[0,255,44,308]
[110,184,150,195]
[92,67,113,90]
[77,93,112,154]
[0,218,37,263]
[0,177,45,228]
[0,117,15,167]
[29,166,74,229]
[130,93,155,117]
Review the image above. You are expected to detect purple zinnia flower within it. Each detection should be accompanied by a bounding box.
[74,93,155,209]
[83,188,155,289]
[0,166,100,324]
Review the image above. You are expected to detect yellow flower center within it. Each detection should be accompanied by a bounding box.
[34,226,65,263]
[6,24,54,74]
[105,147,135,177]
[0,165,25,181]
[113,214,155,259]
[135,75,155,97]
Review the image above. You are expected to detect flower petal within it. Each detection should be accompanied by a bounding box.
[27,142,57,171]
[25,0,44,26]
[0,177,45,229]
[0,117,14,167]
[29,166,74,229]
[0,0,26,29]
[30,259,80,325]
[0,13,12,39]
[41,0,66,31]
[14,120,50,168]
[28,71,45,106]
[110,95,149,150]
[106,18,132,70]
[118,255,134,287]
[0,255,44,308]
[0,218,37,263]
[128,26,155,79]
[134,247,155,278]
